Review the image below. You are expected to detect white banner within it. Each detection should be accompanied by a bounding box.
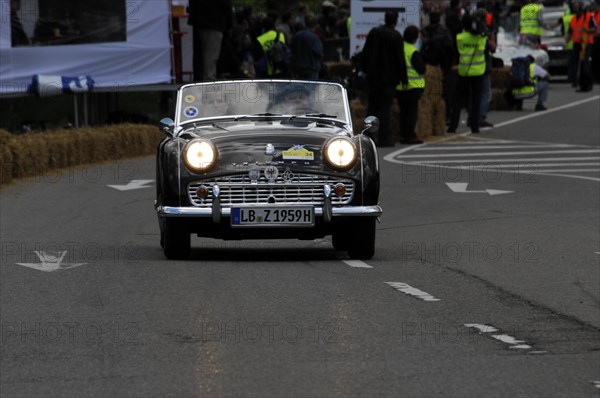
[0,0,172,95]
[350,0,421,57]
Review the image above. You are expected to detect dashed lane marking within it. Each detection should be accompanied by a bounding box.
[385,282,441,302]
[464,323,533,350]
[342,260,373,268]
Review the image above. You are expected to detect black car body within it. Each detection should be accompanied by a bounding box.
[155,80,382,259]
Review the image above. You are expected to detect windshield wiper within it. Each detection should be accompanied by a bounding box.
[234,113,283,121]
[303,113,337,118]
[285,113,338,123]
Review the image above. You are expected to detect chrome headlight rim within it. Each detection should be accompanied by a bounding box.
[323,136,358,171]
[183,139,218,172]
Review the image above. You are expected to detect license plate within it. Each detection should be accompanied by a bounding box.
[231,207,314,227]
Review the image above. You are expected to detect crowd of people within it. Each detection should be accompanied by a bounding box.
[187,0,352,81]
[360,0,599,145]
[186,0,599,146]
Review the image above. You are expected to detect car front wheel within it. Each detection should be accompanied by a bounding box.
[347,217,376,260]
[163,219,191,259]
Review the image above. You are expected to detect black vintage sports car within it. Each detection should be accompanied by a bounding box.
[155,80,382,260]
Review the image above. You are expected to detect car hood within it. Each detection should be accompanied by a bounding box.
[177,120,356,175]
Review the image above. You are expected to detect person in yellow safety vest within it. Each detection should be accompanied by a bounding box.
[512,55,551,111]
[564,2,578,86]
[447,14,494,134]
[255,16,288,78]
[395,25,426,145]
[519,0,559,46]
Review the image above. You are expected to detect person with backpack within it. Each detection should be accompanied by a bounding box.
[510,55,550,111]
[255,17,290,78]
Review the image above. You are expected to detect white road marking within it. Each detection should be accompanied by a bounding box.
[108,179,154,191]
[414,143,575,151]
[446,182,514,196]
[386,137,600,182]
[385,282,441,301]
[342,260,373,268]
[592,381,600,389]
[535,172,600,182]
[492,95,600,129]
[464,324,533,350]
[412,157,600,164]
[396,149,600,159]
[16,251,87,272]
[463,323,499,333]
[491,334,532,349]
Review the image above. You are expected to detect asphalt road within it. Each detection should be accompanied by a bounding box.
[1,84,599,397]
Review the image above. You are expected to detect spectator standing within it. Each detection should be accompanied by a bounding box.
[447,14,490,134]
[396,26,426,145]
[564,1,577,86]
[420,12,452,137]
[254,17,289,78]
[360,11,407,147]
[290,15,324,80]
[443,0,464,123]
[188,0,233,81]
[592,1,600,83]
[475,6,496,128]
[519,0,558,45]
[569,1,596,91]
[445,0,464,53]
[318,1,338,38]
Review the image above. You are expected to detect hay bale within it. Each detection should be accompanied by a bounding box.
[491,67,511,89]
[0,124,162,187]
[490,87,511,110]
[416,65,446,139]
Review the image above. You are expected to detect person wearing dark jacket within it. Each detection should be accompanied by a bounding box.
[360,11,407,147]
[188,0,233,81]
[396,25,426,145]
[290,15,323,80]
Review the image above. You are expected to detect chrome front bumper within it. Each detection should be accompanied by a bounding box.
[157,205,383,220]
[157,183,382,223]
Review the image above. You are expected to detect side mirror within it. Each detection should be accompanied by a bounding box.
[159,118,175,137]
[361,116,380,135]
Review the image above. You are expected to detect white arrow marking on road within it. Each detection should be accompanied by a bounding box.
[591,381,600,389]
[385,282,440,302]
[108,179,154,191]
[16,251,87,272]
[446,182,514,196]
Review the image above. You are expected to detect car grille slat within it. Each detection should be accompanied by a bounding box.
[188,173,354,207]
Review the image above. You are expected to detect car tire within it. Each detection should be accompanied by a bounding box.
[163,219,190,259]
[332,226,349,251]
[347,217,376,260]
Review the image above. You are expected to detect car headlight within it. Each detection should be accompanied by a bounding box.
[324,137,357,170]
[184,139,218,172]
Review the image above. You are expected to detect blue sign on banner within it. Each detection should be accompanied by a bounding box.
[28,75,95,97]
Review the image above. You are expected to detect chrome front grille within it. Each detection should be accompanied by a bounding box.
[188,174,354,206]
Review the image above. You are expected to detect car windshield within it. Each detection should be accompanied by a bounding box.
[177,81,349,125]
